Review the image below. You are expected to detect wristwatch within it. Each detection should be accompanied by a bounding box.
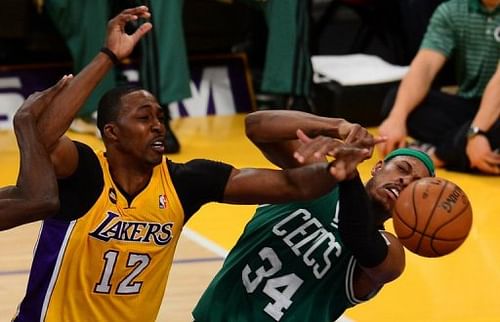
[466,126,487,139]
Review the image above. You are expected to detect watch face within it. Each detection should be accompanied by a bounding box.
[467,126,485,139]
[467,127,479,138]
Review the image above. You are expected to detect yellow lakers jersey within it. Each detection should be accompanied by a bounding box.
[14,150,184,321]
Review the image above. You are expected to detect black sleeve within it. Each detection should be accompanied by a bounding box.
[167,159,233,222]
[338,175,388,268]
[53,142,104,221]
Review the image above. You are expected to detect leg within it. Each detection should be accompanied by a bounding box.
[381,86,482,172]
[406,90,480,172]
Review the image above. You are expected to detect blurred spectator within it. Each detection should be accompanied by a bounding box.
[378,0,500,175]
[45,0,185,153]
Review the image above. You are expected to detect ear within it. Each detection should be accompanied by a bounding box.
[371,160,384,176]
[103,123,118,141]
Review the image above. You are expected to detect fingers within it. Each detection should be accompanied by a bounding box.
[479,152,500,175]
[378,138,402,157]
[131,21,153,43]
[331,145,370,160]
[294,136,343,164]
[296,129,312,144]
[105,6,152,58]
[120,5,151,18]
[344,124,370,144]
[17,75,73,120]
[327,146,369,180]
[474,161,500,175]
[327,159,348,181]
[111,6,151,28]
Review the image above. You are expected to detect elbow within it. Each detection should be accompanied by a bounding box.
[12,111,34,132]
[37,196,60,216]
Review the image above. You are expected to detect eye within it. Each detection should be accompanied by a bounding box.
[397,164,411,174]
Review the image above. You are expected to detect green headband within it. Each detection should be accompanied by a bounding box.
[384,148,435,176]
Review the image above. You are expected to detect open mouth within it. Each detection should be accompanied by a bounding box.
[384,186,400,201]
[151,138,165,153]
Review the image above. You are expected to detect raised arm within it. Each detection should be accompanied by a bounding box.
[36,6,152,178]
[0,77,71,230]
[245,110,372,169]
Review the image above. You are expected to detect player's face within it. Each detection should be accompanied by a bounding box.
[113,90,166,165]
[366,156,431,212]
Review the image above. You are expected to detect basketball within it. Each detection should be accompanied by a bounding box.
[392,177,473,257]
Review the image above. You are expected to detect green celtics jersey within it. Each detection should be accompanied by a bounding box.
[193,188,369,322]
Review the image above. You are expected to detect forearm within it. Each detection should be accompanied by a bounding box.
[471,66,500,131]
[1,114,60,229]
[388,50,443,121]
[389,70,433,121]
[14,113,58,201]
[338,175,388,268]
[38,53,113,150]
[245,110,347,143]
[223,162,339,204]
[0,198,58,231]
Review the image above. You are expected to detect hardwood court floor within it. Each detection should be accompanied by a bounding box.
[0,114,499,322]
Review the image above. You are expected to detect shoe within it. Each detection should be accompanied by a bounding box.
[407,140,435,154]
[164,123,180,154]
[407,140,445,168]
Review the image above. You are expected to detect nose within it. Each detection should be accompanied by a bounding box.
[399,175,416,188]
[152,117,164,133]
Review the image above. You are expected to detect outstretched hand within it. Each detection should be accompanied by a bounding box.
[294,128,386,181]
[15,74,72,120]
[338,121,376,154]
[294,128,385,164]
[104,6,152,60]
[293,129,343,163]
[326,145,371,181]
[328,135,386,181]
[377,117,407,156]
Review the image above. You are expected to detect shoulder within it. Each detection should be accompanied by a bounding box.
[165,158,234,220]
[55,141,104,221]
[166,158,233,177]
[432,0,470,21]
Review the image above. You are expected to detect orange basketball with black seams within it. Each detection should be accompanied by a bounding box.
[392,177,473,257]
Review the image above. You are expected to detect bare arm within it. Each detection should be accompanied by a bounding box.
[466,63,500,174]
[0,77,71,230]
[245,110,372,169]
[36,6,152,178]
[472,63,500,131]
[223,144,372,205]
[378,49,447,156]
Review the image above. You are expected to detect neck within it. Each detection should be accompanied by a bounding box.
[106,152,153,197]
